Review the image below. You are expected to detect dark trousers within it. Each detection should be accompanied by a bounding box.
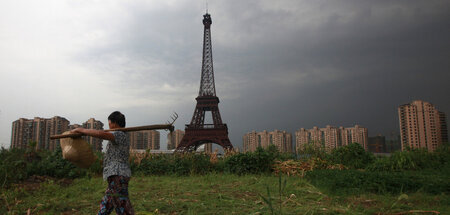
[98,175,135,215]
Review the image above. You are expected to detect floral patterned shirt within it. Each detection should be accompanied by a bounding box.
[103,131,131,180]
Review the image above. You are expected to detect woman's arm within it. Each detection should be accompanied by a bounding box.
[71,128,115,141]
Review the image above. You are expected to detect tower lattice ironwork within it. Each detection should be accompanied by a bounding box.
[175,13,233,152]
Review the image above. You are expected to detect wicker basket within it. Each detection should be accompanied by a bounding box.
[60,131,97,168]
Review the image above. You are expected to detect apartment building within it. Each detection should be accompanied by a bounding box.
[398,100,447,151]
[129,130,160,150]
[243,130,293,153]
[339,125,368,150]
[167,129,185,150]
[82,118,104,152]
[368,135,387,153]
[295,125,368,152]
[11,116,70,150]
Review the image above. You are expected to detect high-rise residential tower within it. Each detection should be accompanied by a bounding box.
[243,130,293,153]
[295,125,368,152]
[129,130,160,150]
[339,125,369,150]
[243,131,258,152]
[46,116,70,150]
[11,118,34,149]
[167,129,185,150]
[82,118,104,152]
[368,135,387,153]
[11,116,70,150]
[439,111,448,144]
[295,126,341,152]
[398,100,447,151]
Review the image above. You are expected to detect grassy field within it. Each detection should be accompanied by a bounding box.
[1,174,448,215]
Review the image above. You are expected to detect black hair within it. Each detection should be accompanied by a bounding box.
[108,111,126,127]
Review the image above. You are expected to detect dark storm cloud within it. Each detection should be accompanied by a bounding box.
[216,0,450,148]
[76,0,450,149]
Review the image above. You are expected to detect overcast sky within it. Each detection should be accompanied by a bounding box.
[1,0,449,150]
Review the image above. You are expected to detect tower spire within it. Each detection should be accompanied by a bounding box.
[199,12,215,97]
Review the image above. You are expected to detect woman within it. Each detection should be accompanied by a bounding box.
[72,111,134,215]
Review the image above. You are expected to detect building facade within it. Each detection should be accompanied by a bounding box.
[11,116,70,150]
[339,125,369,150]
[46,116,71,150]
[68,124,82,130]
[439,111,448,144]
[368,135,386,153]
[11,118,34,149]
[295,126,340,152]
[243,131,258,152]
[398,100,447,151]
[81,118,104,152]
[167,129,185,150]
[204,143,213,153]
[129,130,160,150]
[295,125,368,152]
[243,130,293,153]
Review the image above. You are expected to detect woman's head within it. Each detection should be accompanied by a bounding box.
[108,111,126,128]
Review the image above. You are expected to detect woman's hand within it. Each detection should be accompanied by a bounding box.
[70,128,114,141]
[71,128,86,134]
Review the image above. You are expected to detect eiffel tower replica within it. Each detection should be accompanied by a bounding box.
[175,13,233,152]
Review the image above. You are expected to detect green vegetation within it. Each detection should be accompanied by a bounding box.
[306,169,450,195]
[329,143,375,169]
[2,174,449,214]
[1,142,449,214]
[367,146,450,171]
[131,153,213,176]
[221,145,294,175]
[0,147,101,187]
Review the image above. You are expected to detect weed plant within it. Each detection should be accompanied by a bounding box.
[305,169,450,195]
[131,153,212,176]
[222,145,281,175]
[259,175,287,215]
[366,144,450,172]
[329,143,375,169]
[0,147,88,187]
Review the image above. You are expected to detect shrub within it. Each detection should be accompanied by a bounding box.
[367,145,450,171]
[189,153,212,175]
[26,148,87,179]
[0,147,88,187]
[132,153,213,176]
[223,145,288,175]
[0,148,28,187]
[306,169,450,195]
[432,142,450,166]
[223,153,259,175]
[329,143,375,169]
[297,144,329,161]
[133,154,172,175]
[88,152,104,176]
